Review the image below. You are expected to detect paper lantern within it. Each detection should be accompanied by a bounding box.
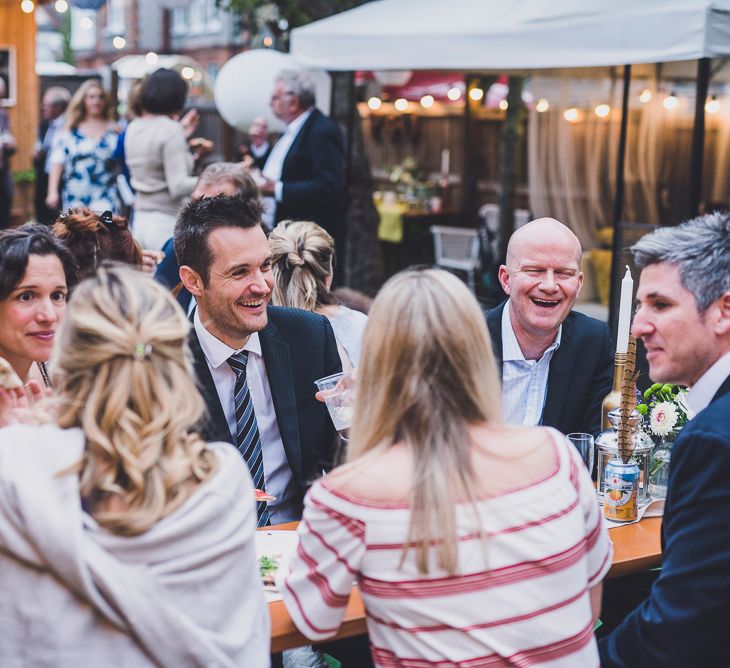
[214,49,331,133]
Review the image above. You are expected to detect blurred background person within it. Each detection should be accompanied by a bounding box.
[0,265,270,666]
[260,70,345,258]
[46,80,121,216]
[125,68,205,251]
[269,220,366,369]
[282,268,611,666]
[0,77,17,230]
[0,223,76,386]
[239,115,271,171]
[52,208,143,280]
[34,86,71,225]
[155,161,259,312]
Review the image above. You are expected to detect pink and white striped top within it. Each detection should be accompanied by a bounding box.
[280,429,613,667]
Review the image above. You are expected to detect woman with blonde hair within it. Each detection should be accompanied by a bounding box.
[269,219,367,368]
[281,268,612,667]
[0,265,269,667]
[46,79,121,214]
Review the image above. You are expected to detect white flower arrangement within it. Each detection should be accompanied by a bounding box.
[649,402,679,437]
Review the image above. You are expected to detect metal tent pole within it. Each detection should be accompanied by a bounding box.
[688,57,710,219]
[608,64,632,338]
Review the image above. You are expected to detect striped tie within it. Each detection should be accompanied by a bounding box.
[228,351,270,527]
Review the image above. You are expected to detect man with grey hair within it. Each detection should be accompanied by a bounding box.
[35,86,71,224]
[599,213,730,667]
[260,70,345,255]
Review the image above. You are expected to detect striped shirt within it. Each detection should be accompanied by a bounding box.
[280,429,612,667]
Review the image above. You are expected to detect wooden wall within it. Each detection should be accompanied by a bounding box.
[0,0,38,219]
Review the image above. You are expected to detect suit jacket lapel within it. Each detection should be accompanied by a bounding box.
[486,301,505,371]
[281,109,318,175]
[189,325,232,444]
[542,316,576,429]
[259,320,303,481]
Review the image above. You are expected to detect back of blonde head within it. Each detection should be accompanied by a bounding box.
[269,220,337,311]
[350,269,501,573]
[52,265,216,536]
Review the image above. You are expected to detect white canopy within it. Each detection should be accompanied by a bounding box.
[291,0,730,71]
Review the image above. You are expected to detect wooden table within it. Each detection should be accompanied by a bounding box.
[265,517,662,652]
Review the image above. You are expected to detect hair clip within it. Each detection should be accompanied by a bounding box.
[101,210,114,227]
[132,343,152,361]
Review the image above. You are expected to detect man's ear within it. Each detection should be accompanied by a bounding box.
[714,291,730,336]
[497,265,511,295]
[179,265,204,297]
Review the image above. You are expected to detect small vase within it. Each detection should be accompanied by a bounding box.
[596,408,654,506]
[648,435,674,499]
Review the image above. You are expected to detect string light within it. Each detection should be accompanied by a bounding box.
[145,52,158,65]
[594,104,611,118]
[563,107,580,122]
[662,92,678,110]
[447,86,462,101]
[112,36,127,49]
[706,95,721,114]
[639,89,652,103]
[367,96,382,111]
[80,16,94,29]
[394,98,408,112]
[469,87,484,102]
[420,95,434,109]
[181,66,195,80]
[535,98,550,113]
[20,0,34,13]
[499,99,509,111]
[263,36,273,47]
[54,0,68,12]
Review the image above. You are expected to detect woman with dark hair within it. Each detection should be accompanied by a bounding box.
[124,68,200,250]
[46,79,121,214]
[0,223,76,386]
[52,208,143,280]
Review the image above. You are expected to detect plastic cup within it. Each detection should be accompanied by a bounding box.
[314,370,355,439]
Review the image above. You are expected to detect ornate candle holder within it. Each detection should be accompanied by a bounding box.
[601,351,627,431]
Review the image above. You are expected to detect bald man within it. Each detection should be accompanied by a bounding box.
[486,218,613,437]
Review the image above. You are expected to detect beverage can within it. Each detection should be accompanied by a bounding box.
[604,457,639,522]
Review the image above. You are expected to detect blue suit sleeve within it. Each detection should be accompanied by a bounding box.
[599,425,730,666]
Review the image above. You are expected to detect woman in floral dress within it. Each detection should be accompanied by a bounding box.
[47,80,121,214]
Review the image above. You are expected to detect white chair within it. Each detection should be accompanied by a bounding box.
[430,225,481,293]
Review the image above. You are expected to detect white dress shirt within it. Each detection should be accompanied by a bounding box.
[194,310,298,522]
[501,301,562,426]
[685,351,730,417]
[261,108,313,228]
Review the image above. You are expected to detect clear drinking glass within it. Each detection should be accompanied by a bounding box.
[567,432,595,473]
[314,370,356,440]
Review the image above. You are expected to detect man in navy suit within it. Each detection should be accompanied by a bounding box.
[486,217,613,436]
[259,70,345,251]
[599,213,730,667]
[175,194,341,523]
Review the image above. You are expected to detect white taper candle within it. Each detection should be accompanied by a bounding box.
[616,265,634,353]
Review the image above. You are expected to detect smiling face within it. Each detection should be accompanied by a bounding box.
[188,225,273,349]
[632,262,726,386]
[0,254,68,379]
[498,220,583,346]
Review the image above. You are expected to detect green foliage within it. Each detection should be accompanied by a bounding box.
[12,169,35,185]
[217,0,370,31]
